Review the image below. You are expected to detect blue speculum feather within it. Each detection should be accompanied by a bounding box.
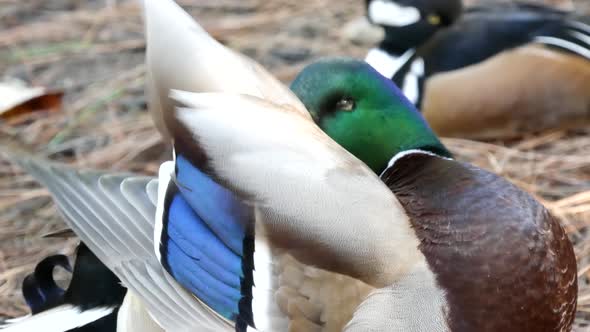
[159,154,255,326]
[166,194,242,285]
[175,155,250,255]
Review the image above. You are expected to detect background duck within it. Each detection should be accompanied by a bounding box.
[364,0,590,138]
[2,241,126,332]
[364,0,462,74]
[21,254,70,315]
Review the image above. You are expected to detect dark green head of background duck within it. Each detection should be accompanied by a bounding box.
[290,58,451,174]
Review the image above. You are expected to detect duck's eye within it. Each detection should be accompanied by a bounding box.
[335,97,355,112]
[427,14,441,25]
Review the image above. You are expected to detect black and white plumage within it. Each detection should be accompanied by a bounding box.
[367,2,590,104]
[365,0,462,55]
[2,243,126,332]
[364,1,590,138]
[402,4,590,102]
[22,254,71,314]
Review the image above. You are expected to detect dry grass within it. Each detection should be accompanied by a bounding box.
[1,0,590,329]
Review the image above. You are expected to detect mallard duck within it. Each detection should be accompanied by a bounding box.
[2,0,576,331]
[364,0,590,138]
[2,242,126,332]
[291,58,578,330]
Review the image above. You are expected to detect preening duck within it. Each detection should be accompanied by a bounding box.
[1,0,577,331]
[364,0,590,138]
[290,58,577,330]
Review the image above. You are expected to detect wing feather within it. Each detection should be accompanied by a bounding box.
[8,154,232,332]
[142,0,309,140]
[168,91,421,288]
[146,179,159,206]
[120,177,158,223]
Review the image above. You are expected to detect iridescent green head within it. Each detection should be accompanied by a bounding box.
[291,58,451,174]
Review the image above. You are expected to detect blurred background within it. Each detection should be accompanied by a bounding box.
[1,0,590,329]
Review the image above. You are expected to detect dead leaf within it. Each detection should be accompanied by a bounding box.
[0,79,63,121]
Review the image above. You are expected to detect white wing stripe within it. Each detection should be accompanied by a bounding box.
[534,36,590,60]
[568,20,590,35]
[569,30,590,47]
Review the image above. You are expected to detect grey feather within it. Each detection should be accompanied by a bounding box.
[121,177,158,225]
[9,154,232,331]
[146,179,159,206]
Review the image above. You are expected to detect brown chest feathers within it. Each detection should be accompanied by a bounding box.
[381,153,577,331]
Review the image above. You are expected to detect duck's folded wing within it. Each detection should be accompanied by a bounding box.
[135,90,424,331]
[5,90,421,331]
[166,91,421,285]
[142,0,309,140]
[150,91,425,329]
[156,153,376,332]
[8,155,232,332]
